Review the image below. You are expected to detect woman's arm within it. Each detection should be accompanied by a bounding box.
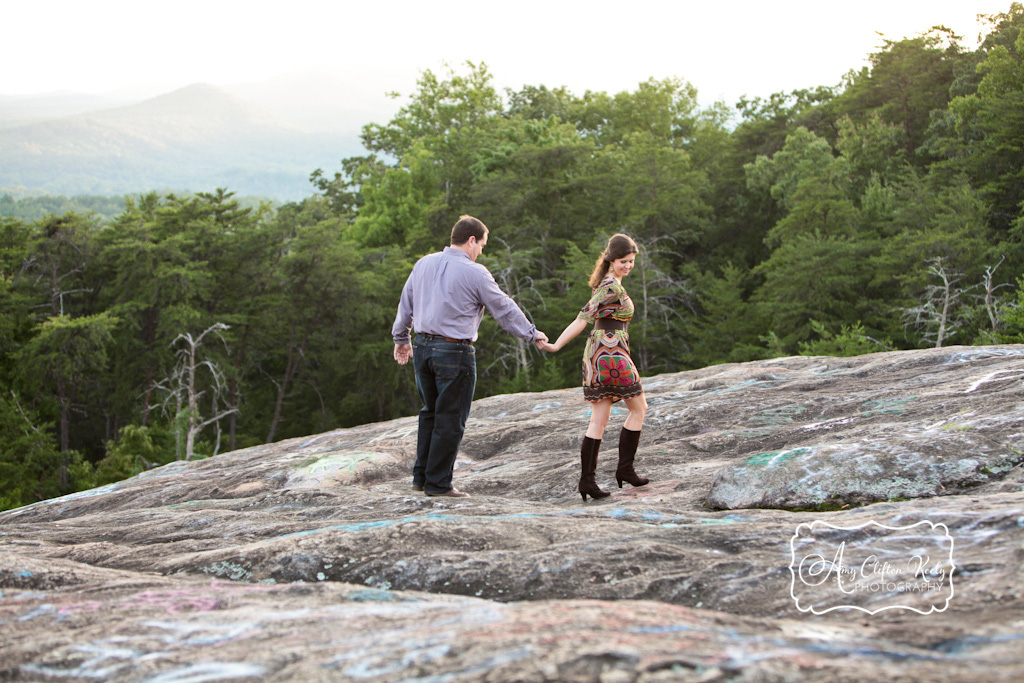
[549,317,589,352]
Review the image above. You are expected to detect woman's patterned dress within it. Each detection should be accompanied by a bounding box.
[577,275,643,403]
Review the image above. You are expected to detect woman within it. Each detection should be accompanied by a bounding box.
[540,234,650,501]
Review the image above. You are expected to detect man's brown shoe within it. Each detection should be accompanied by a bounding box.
[425,488,470,498]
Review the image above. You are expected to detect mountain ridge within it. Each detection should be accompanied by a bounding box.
[0,76,385,200]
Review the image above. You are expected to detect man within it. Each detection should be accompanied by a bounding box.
[392,215,548,497]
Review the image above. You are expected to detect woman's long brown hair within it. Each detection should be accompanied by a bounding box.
[588,233,639,289]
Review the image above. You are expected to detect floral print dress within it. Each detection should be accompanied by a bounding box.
[577,275,643,403]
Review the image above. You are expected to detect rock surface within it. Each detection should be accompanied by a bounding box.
[2,345,1024,682]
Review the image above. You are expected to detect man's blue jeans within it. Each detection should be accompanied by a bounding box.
[412,334,476,494]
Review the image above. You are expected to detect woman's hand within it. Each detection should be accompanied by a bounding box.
[536,340,558,353]
[545,318,587,354]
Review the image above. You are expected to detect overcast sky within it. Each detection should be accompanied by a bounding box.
[3,0,1013,106]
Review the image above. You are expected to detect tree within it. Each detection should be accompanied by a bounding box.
[799,319,891,357]
[627,237,697,373]
[832,28,967,159]
[360,62,503,219]
[834,113,908,199]
[966,256,1012,343]
[901,257,970,347]
[17,312,118,481]
[605,130,710,252]
[346,145,443,250]
[997,275,1024,343]
[870,171,995,330]
[575,77,702,148]
[262,221,359,443]
[689,263,769,365]
[467,116,595,282]
[753,233,879,350]
[94,191,266,440]
[745,127,842,215]
[926,4,1024,235]
[157,323,236,461]
[0,390,85,510]
[93,424,169,486]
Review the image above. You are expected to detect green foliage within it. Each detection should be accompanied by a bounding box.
[997,276,1024,342]
[94,425,172,486]
[0,391,91,511]
[0,193,126,223]
[831,28,968,158]
[688,263,769,365]
[926,4,1024,237]
[799,320,891,357]
[753,232,881,350]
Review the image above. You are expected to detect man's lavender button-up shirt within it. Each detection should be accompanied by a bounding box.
[392,246,538,345]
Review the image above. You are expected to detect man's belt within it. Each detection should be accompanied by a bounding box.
[595,318,628,331]
[418,332,473,343]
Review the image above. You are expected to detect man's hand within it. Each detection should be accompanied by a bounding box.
[394,343,412,365]
[534,331,553,352]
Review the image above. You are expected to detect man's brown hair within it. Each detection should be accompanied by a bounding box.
[451,215,488,246]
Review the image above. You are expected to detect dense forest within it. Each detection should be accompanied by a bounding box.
[3,5,1024,510]
[0,194,126,223]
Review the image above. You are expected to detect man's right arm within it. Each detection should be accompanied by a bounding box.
[474,267,539,341]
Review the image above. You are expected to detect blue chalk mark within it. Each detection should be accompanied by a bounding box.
[348,589,413,602]
[931,633,1024,655]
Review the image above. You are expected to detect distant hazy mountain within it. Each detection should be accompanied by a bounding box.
[0,92,135,130]
[0,76,392,201]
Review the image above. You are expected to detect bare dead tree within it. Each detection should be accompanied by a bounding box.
[901,257,970,348]
[156,323,237,460]
[977,255,1010,338]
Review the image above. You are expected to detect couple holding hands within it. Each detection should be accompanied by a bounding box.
[392,216,649,501]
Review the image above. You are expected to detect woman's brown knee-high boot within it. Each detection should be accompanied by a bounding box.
[616,427,650,488]
[578,436,610,502]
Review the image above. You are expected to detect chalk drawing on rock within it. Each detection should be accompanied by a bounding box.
[947,347,1024,363]
[963,369,1024,394]
[368,424,418,443]
[21,643,142,680]
[860,396,916,417]
[144,662,268,683]
[286,450,401,489]
[802,417,857,431]
[724,429,775,439]
[134,461,191,480]
[744,448,813,467]
[0,483,121,519]
[749,404,808,427]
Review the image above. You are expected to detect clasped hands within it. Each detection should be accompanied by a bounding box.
[534,331,558,353]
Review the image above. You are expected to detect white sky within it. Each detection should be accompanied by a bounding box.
[3,0,1014,106]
